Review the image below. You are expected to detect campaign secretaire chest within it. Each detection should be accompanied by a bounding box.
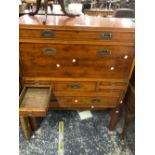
[19,15,135,139]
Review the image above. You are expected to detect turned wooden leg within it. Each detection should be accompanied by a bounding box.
[20,117,32,140]
[29,117,38,131]
[109,107,120,131]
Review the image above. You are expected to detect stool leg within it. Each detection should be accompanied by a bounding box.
[29,117,38,131]
[20,117,32,140]
[109,107,120,130]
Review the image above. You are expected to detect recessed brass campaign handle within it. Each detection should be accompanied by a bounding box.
[43,48,56,55]
[91,98,101,104]
[101,32,112,40]
[97,49,111,56]
[40,30,55,38]
[69,83,81,89]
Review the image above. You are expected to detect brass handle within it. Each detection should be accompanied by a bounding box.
[91,98,101,104]
[97,49,111,56]
[101,32,112,40]
[43,48,56,55]
[69,83,81,89]
[40,30,55,38]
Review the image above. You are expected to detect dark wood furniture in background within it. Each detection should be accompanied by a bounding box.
[84,9,114,17]
[19,15,135,139]
[112,8,135,18]
[19,0,135,17]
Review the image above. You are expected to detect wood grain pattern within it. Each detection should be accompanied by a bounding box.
[96,81,128,91]
[20,29,134,42]
[54,91,123,97]
[54,81,96,91]
[19,15,135,32]
[19,15,135,134]
[20,43,134,78]
[56,96,118,108]
[19,86,51,116]
[22,77,128,82]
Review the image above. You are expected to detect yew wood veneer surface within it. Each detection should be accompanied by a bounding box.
[20,43,134,78]
[56,96,118,108]
[19,15,134,30]
[19,15,135,136]
[20,15,134,45]
[19,15,134,105]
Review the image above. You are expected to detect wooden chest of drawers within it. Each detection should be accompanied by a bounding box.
[19,15,134,138]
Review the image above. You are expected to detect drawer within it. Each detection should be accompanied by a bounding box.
[54,90,124,97]
[20,29,134,42]
[96,81,128,91]
[20,43,134,78]
[19,86,52,117]
[22,80,52,86]
[56,96,118,108]
[54,81,96,91]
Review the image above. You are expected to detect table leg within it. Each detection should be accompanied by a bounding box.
[109,107,120,130]
[20,116,32,140]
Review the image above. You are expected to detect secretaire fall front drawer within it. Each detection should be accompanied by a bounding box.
[20,43,134,78]
[19,15,135,137]
[20,29,134,42]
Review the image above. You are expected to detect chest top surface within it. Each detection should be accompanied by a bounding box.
[19,15,135,32]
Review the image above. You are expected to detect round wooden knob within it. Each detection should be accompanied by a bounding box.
[72,59,76,63]
[56,64,60,68]
[115,110,119,113]
[74,99,78,103]
[110,67,115,70]
[124,55,128,59]
[91,105,94,109]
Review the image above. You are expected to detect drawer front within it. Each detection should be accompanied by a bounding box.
[56,96,118,108]
[23,80,52,86]
[54,81,96,91]
[54,90,123,97]
[20,29,134,42]
[96,81,128,91]
[20,43,134,78]
[19,86,52,117]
